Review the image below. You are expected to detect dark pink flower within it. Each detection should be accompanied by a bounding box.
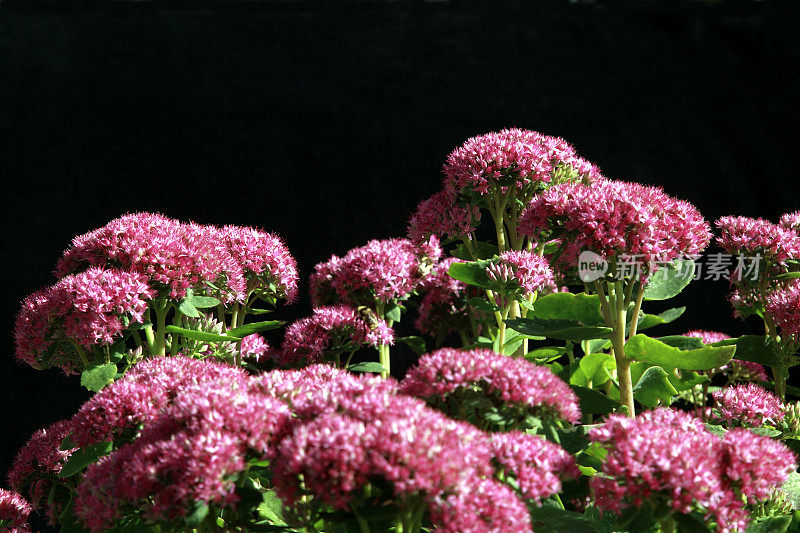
[407,190,481,243]
[280,306,394,366]
[714,383,785,427]
[239,334,274,362]
[766,280,800,345]
[217,225,299,302]
[400,348,581,425]
[489,250,557,294]
[443,128,601,197]
[716,216,800,264]
[683,330,730,345]
[721,428,797,502]
[309,237,442,306]
[0,489,32,532]
[54,213,249,303]
[519,180,711,267]
[490,431,578,501]
[415,258,476,338]
[14,268,154,372]
[780,211,800,233]
[70,355,248,447]
[427,478,533,533]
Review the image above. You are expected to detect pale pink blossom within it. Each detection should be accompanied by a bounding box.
[714,383,785,427]
[716,215,800,264]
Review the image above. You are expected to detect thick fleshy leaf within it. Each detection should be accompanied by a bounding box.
[58,441,113,478]
[643,259,695,301]
[656,335,706,351]
[257,490,288,526]
[228,320,285,338]
[669,370,708,392]
[187,295,221,309]
[636,307,686,331]
[530,292,605,325]
[347,362,386,374]
[745,516,792,533]
[165,325,240,343]
[80,362,118,392]
[571,385,620,415]
[450,241,498,261]
[448,260,494,290]
[625,334,735,370]
[633,366,678,407]
[506,317,612,341]
[397,336,426,355]
[526,346,566,360]
[468,297,500,313]
[528,504,614,533]
[177,299,202,318]
[709,335,780,367]
[579,352,616,385]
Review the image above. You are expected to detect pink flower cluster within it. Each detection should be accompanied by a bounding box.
[415,258,476,338]
[279,306,395,366]
[780,211,800,233]
[683,330,769,381]
[7,420,75,525]
[407,189,481,243]
[14,268,154,372]
[309,237,442,306]
[239,333,274,362]
[55,212,298,303]
[716,216,800,264]
[519,180,711,267]
[713,383,785,427]
[590,408,796,532]
[399,348,581,425]
[0,489,32,533]
[490,431,579,501]
[428,478,533,533]
[72,356,291,531]
[766,280,800,345]
[487,251,557,295]
[443,128,602,197]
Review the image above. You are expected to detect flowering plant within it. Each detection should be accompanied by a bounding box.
[6,130,800,532]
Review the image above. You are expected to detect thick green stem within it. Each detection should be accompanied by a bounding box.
[153,299,169,356]
[603,280,635,417]
[170,311,183,357]
[375,302,391,378]
[764,312,787,400]
[628,285,645,340]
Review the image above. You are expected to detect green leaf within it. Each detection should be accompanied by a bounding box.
[187,295,221,309]
[347,362,386,374]
[247,308,273,315]
[778,472,800,510]
[184,503,209,527]
[582,338,611,355]
[643,259,695,301]
[571,385,620,415]
[636,307,686,331]
[228,320,285,338]
[774,272,800,280]
[672,512,713,532]
[633,366,678,407]
[528,503,613,532]
[450,241,498,260]
[468,297,500,313]
[60,434,76,451]
[669,370,708,392]
[656,335,706,351]
[384,302,403,323]
[59,441,113,478]
[506,317,612,342]
[530,292,605,325]
[80,362,118,392]
[58,496,91,533]
[746,516,792,533]
[710,335,780,367]
[448,260,494,290]
[397,336,426,355]
[579,352,616,385]
[165,325,240,343]
[526,346,566,360]
[177,299,201,318]
[257,490,288,526]
[625,334,736,370]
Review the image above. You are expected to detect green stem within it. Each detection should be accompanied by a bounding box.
[628,285,645,340]
[376,302,390,378]
[170,310,183,357]
[764,312,787,400]
[606,280,634,417]
[74,344,90,368]
[153,299,169,356]
[217,303,226,328]
[458,329,470,347]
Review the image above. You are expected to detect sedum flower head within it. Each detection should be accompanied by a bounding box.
[415,258,477,338]
[399,347,581,425]
[0,489,32,533]
[14,268,154,373]
[309,237,442,306]
[713,383,785,427]
[443,128,601,198]
[519,180,711,267]
[280,306,394,366]
[54,213,248,303]
[427,478,533,533]
[780,211,800,233]
[217,224,299,302]
[489,250,557,294]
[70,355,248,447]
[490,431,579,502]
[407,189,481,243]
[589,408,796,532]
[716,215,800,264]
[766,280,800,345]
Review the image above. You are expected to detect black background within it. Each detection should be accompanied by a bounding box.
[1,0,799,523]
